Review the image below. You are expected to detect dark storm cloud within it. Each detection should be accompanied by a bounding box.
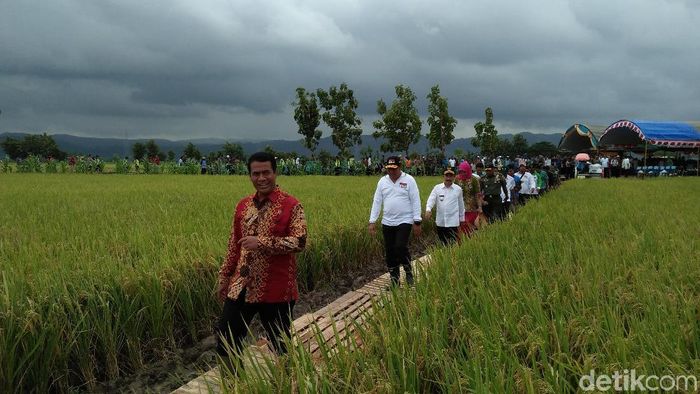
[1,0,699,139]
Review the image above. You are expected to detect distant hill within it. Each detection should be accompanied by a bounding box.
[0,131,562,158]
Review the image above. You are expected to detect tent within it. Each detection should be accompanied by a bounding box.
[599,120,700,148]
[599,120,700,174]
[558,124,605,152]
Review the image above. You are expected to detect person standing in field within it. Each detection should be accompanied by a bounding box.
[425,168,465,245]
[480,163,509,222]
[216,151,307,368]
[517,164,536,204]
[455,161,482,237]
[369,156,422,287]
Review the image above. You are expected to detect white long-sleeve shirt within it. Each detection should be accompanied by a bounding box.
[369,172,422,226]
[502,174,514,202]
[425,182,465,227]
[518,171,536,195]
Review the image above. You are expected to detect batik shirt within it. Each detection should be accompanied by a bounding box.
[218,187,307,303]
[455,175,481,211]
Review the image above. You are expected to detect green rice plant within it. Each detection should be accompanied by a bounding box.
[225,178,700,393]
[0,174,440,391]
[1,156,12,173]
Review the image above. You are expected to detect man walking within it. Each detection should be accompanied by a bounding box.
[480,163,509,222]
[425,168,465,245]
[369,156,422,287]
[517,164,537,205]
[216,152,307,367]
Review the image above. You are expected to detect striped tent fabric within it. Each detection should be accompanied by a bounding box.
[599,120,700,148]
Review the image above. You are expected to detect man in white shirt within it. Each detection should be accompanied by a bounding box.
[516,164,536,205]
[600,156,609,178]
[621,157,631,177]
[369,156,422,287]
[424,168,465,245]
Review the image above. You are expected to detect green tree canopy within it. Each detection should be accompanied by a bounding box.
[372,84,422,157]
[132,142,145,160]
[293,87,322,156]
[472,107,499,158]
[183,142,201,160]
[317,83,362,159]
[221,142,245,160]
[1,134,66,160]
[145,139,164,160]
[426,85,457,156]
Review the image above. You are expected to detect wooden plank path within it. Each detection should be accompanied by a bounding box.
[172,255,432,393]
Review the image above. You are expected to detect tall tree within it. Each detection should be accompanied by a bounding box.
[221,142,245,160]
[183,142,201,160]
[145,139,164,160]
[426,85,457,157]
[528,141,557,156]
[317,83,362,158]
[511,133,529,156]
[1,134,66,160]
[373,84,422,157]
[132,142,145,160]
[472,107,499,158]
[293,87,322,156]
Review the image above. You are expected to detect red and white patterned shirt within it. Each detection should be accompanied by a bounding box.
[218,187,307,303]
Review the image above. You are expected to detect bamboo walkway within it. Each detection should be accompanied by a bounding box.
[172,255,432,393]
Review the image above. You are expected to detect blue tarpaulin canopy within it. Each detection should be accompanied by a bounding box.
[599,120,700,148]
[558,123,605,152]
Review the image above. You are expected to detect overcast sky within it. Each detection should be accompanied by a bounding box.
[1,0,699,140]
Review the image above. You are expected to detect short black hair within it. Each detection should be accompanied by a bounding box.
[247,151,277,173]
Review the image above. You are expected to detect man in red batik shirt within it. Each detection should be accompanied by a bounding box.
[216,151,307,365]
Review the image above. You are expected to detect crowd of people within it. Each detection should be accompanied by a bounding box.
[213,151,567,374]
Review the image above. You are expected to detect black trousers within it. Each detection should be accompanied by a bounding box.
[382,223,413,285]
[483,195,504,222]
[216,289,295,358]
[436,226,458,245]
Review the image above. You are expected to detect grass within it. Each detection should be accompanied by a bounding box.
[0,173,439,392]
[222,177,700,393]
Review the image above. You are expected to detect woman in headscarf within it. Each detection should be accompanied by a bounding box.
[454,160,483,237]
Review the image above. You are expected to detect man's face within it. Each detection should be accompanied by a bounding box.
[443,173,455,186]
[486,168,494,176]
[249,161,276,195]
[508,169,514,176]
[387,167,401,179]
[519,165,526,173]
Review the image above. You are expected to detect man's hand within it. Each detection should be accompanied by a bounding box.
[423,210,432,220]
[413,223,422,237]
[368,223,376,236]
[216,279,229,303]
[239,236,260,250]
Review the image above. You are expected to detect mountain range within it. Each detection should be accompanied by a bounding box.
[0,131,563,159]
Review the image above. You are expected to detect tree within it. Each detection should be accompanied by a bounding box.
[293,87,322,156]
[1,137,23,159]
[167,150,175,161]
[497,136,515,158]
[426,85,457,157]
[183,142,201,160]
[511,133,529,156]
[372,84,423,157]
[221,142,245,160]
[132,142,146,160]
[145,139,164,160]
[472,107,499,158]
[1,134,67,160]
[317,83,362,159]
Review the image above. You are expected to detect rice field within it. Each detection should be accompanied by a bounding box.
[0,174,440,392]
[222,177,700,393]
